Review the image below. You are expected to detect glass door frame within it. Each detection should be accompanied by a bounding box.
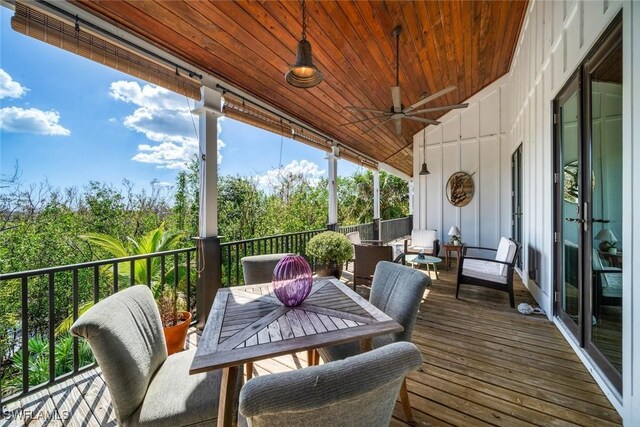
[582,17,622,391]
[553,14,622,392]
[511,144,523,269]
[553,72,583,343]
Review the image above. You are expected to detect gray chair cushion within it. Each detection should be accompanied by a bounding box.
[319,261,430,362]
[239,342,422,427]
[241,253,294,285]
[71,286,167,424]
[129,349,242,427]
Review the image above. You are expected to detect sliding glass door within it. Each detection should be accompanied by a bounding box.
[554,16,622,392]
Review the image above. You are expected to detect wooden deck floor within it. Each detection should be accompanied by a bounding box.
[4,266,621,426]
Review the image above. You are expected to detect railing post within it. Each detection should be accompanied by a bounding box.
[195,236,222,330]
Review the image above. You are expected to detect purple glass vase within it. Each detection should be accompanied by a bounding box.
[272,255,313,307]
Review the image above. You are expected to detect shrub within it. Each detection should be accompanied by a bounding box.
[306,231,353,265]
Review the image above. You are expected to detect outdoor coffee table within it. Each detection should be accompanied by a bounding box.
[406,254,442,279]
[190,277,403,427]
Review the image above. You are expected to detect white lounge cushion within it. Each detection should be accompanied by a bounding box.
[462,259,507,284]
[409,229,437,251]
[494,237,517,275]
[346,231,362,245]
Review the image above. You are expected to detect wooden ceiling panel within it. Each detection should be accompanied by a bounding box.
[73,0,528,176]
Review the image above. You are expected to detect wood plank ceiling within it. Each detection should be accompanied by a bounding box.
[73,0,528,177]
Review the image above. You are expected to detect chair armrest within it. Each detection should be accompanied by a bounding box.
[460,256,514,267]
[393,253,406,265]
[361,239,384,245]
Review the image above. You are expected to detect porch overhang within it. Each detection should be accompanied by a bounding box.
[54,0,527,177]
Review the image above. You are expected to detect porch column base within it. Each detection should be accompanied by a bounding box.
[195,236,222,330]
[327,223,338,232]
[373,218,380,241]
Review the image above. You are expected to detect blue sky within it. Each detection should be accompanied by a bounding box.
[0,7,359,193]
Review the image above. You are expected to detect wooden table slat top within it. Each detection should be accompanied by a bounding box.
[190,277,402,374]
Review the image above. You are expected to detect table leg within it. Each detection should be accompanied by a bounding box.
[446,250,451,269]
[360,337,373,353]
[217,365,240,427]
[433,263,439,279]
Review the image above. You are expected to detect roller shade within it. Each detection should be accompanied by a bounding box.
[11,2,201,100]
[222,94,378,169]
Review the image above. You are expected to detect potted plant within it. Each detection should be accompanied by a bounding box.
[306,231,353,279]
[157,289,191,355]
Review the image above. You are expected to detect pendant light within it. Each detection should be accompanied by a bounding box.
[419,128,430,175]
[285,0,323,88]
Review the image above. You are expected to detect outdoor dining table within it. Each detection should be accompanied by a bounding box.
[189,276,403,427]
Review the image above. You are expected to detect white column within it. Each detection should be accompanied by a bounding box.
[408,180,414,216]
[327,146,339,227]
[193,86,223,237]
[373,170,380,220]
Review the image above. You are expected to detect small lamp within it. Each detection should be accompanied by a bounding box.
[448,226,461,245]
[595,228,618,254]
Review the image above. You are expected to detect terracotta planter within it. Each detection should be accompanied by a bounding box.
[163,311,191,355]
[316,262,343,279]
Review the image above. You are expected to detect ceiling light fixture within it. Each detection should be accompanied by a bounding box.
[419,128,430,175]
[285,0,323,88]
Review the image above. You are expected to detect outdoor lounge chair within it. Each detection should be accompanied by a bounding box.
[352,244,405,289]
[241,253,294,285]
[404,229,440,256]
[239,342,422,427]
[70,285,243,427]
[345,231,382,270]
[317,261,430,422]
[456,237,520,307]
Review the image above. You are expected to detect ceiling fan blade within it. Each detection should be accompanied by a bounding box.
[391,86,402,113]
[404,86,458,113]
[395,118,402,136]
[345,106,390,114]
[404,116,441,126]
[339,116,390,127]
[363,117,393,134]
[406,103,469,116]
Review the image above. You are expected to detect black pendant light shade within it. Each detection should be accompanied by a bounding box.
[419,128,430,175]
[286,39,323,88]
[286,0,323,88]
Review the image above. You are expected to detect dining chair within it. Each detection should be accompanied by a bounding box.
[317,261,430,422]
[239,342,422,427]
[456,237,520,307]
[71,285,243,427]
[241,253,294,285]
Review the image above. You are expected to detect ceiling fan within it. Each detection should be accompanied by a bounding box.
[342,25,468,136]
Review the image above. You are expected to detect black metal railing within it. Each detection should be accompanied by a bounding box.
[339,217,411,243]
[380,217,412,243]
[0,247,196,404]
[0,222,403,404]
[338,222,375,241]
[220,229,324,287]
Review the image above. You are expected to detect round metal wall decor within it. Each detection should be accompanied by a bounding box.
[446,172,475,207]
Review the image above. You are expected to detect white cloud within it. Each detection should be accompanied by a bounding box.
[256,160,325,190]
[0,106,70,136]
[0,69,28,99]
[109,80,225,170]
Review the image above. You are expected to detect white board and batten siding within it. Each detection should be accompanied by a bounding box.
[412,0,640,423]
[412,77,509,253]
